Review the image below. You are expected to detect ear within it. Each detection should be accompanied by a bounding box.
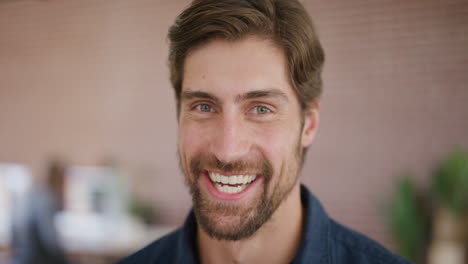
[301,101,320,147]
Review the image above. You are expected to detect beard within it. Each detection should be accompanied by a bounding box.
[179,140,303,241]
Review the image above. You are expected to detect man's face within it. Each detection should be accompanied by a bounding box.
[178,36,316,240]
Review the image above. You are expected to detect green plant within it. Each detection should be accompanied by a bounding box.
[128,198,158,225]
[386,176,429,262]
[431,150,468,215]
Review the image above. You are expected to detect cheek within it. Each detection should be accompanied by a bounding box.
[178,120,211,158]
[253,122,301,167]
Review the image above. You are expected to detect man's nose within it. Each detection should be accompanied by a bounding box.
[210,113,251,164]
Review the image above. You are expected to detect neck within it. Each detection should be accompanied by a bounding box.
[197,183,304,264]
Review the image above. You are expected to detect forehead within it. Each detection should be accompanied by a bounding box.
[182,36,294,99]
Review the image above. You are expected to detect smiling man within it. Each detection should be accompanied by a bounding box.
[117,0,410,263]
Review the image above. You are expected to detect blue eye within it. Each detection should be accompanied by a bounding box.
[254,106,271,114]
[196,104,213,112]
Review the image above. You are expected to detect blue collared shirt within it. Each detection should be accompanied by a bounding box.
[117,185,411,263]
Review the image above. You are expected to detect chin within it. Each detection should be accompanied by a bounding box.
[193,189,275,241]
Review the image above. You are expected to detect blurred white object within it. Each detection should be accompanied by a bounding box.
[428,207,466,264]
[55,211,175,255]
[65,165,128,217]
[0,163,32,246]
[428,240,465,264]
[60,165,171,256]
[0,163,32,194]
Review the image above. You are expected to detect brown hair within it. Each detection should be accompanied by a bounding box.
[168,0,325,117]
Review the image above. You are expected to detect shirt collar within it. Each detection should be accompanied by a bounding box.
[292,184,330,263]
[176,209,199,263]
[176,184,330,264]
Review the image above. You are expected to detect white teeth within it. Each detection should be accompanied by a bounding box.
[208,172,258,194]
[215,184,246,194]
[228,176,236,185]
[208,172,257,184]
[209,173,215,182]
[237,175,244,184]
[221,175,229,184]
[243,175,250,184]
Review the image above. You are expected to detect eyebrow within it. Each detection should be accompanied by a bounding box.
[235,88,289,103]
[181,91,221,104]
[181,88,289,104]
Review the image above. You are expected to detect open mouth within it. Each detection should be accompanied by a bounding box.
[207,171,258,194]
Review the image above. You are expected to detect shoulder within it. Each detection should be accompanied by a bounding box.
[327,219,411,264]
[116,229,181,264]
[116,211,199,264]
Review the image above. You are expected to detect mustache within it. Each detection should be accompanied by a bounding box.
[189,152,273,180]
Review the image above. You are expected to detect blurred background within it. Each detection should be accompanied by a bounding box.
[0,0,467,263]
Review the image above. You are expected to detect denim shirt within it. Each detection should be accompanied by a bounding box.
[117,185,411,264]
